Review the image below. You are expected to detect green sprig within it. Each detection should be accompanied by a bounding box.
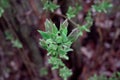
[43,1,59,12]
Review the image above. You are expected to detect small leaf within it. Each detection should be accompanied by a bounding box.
[12,39,23,48]
[49,44,57,51]
[60,54,69,60]
[59,49,66,55]
[60,19,68,35]
[39,39,48,49]
[68,28,80,42]
[52,23,58,34]
[45,19,52,32]
[62,19,68,28]
[45,19,58,34]
[79,25,90,32]
[38,30,51,39]
[55,36,62,43]
[46,39,54,44]
[61,32,68,43]
[63,41,72,47]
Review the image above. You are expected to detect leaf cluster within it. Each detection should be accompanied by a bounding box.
[43,1,59,12]
[38,19,73,60]
[5,31,23,48]
[38,19,74,80]
[66,4,82,19]
[92,1,113,13]
[38,17,94,79]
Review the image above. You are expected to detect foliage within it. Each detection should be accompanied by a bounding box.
[68,11,93,42]
[66,4,82,19]
[39,1,113,80]
[43,1,59,12]
[92,1,113,13]
[5,31,23,49]
[89,72,120,80]
[38,18,94,79]
[38,19,73,80]
[0,7,4,17]
[0,0,9,17]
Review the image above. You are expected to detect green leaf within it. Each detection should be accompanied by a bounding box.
[48,43,57,51]
[0,7,4,17]
[61,19,68,28]
[12,39,23,48]
[38,30,51,39]
[39,39,48,49]
[59,20,69,43]
[79,25,90,32]
[45,39,54,44]
[47,50,56,56]
[55,36,62,43]
[45,19,58,34]
[66,6,76,19]
[62,45,73,52]
[60,19,68,36]
[59,48,66,55]
[59,67,72,80]
[52,23,58,34]
[63,41,72,47]
[48,57,64,68]
[45,19,53,32]
[68,28,80,42]
[60,54,69,60]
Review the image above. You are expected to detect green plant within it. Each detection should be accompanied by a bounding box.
[39,1,113,80]
[38,20,73,80]
[43,1,59,12]
[38,17,93,80]
[89,72,120,80]
[92,1,113,13]
[66,4,82,19]
[5,31,23,48]
[0,0,9,17]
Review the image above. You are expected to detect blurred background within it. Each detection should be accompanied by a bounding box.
[0,0,120,80]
